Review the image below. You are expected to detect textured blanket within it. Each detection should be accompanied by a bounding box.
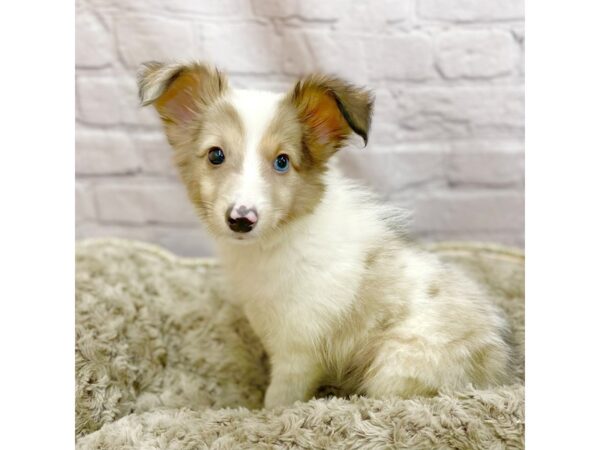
[76,239,524,449]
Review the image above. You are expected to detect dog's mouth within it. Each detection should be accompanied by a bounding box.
[224,229,259,243]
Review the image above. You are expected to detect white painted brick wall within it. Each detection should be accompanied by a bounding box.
[435,30,516,78]
[76,0,524,256]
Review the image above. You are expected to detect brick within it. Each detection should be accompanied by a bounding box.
[368,122,400,148]
[368,89,401,146]
[227,75,292,93]
[250,0,297,18]
[201,23,283,74]
[416,229,524,248]
[251,0,346,20]
[282,30,367,83]
[448,150,524,187]
[365,34,435,81]
[76,129,140,175]
[132,132,178,177]
[115,15,196,69]
[411,190,524,232]
[76,223,216,256]
[297,0,350,20]
[436,30,516,79]
[84,0,162,9]
[418,0,524,22]
[338,149,446,195]
[166,0,247,15]
[511,24,525,44]
[95,181,199,225]
[393,86,524,140]
[76,182,96,222]
[77,76,158,126]
[512,25,525,77]
[155,226,216,257]
[76,11,113,68]
[76,221,155,242]
[337,0,411,30]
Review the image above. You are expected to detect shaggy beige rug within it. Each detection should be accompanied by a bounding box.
[76,238,524,449]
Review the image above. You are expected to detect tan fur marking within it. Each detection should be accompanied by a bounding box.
[287,74,374,164]
[249,75,374,228]
[428,283,441,298]
[138,62,228,149]
[257,99,327,225]
[179,99,247,234]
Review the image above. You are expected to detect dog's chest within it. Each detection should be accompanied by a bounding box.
[222,243,364,353]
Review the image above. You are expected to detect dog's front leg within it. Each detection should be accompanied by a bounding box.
[264,353,322,409]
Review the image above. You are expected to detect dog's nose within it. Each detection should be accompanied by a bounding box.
[226,204,258,233]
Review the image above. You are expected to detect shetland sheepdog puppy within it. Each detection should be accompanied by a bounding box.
[137,61,511,408]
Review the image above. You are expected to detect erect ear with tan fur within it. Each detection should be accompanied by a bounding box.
[137,61,228,144]
[289,74,374,162]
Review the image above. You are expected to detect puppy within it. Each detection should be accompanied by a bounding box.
[137,61,512,408]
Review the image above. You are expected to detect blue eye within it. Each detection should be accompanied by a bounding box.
[208,147,225,165]
[273,154,290,173]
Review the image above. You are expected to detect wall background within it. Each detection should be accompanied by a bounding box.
[76,0,524,256]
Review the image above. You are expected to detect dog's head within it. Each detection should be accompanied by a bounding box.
[138,61,373,243]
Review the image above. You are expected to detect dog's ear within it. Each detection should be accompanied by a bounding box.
[288,74,374,161]
[137,61,227,138]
